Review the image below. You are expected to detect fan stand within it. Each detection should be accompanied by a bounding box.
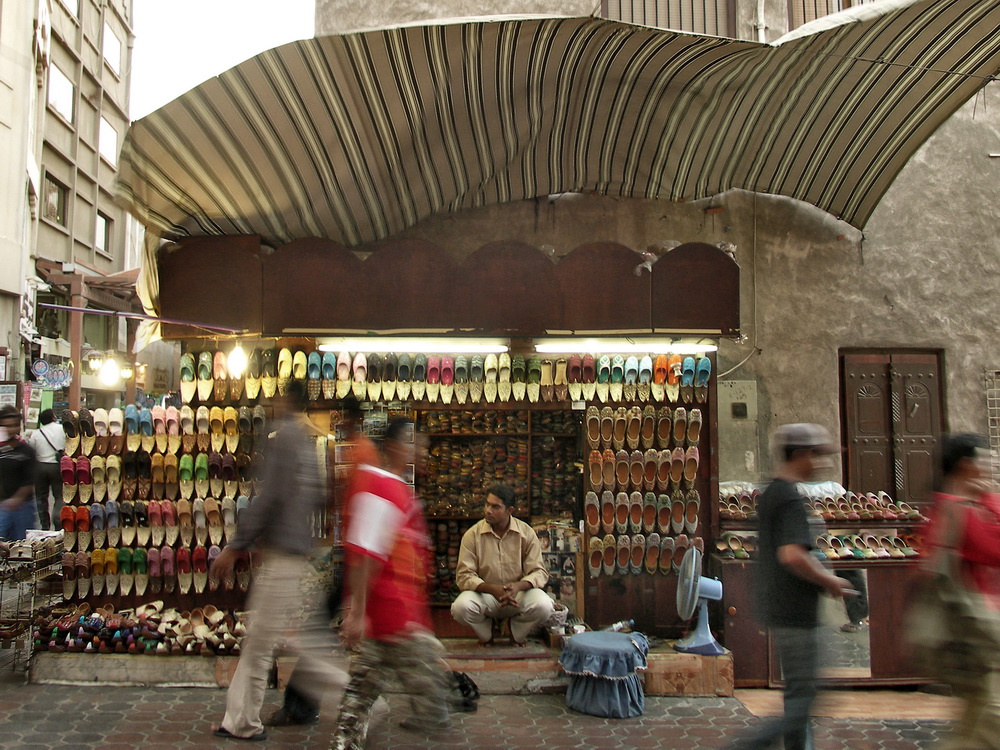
[674,599,726,656]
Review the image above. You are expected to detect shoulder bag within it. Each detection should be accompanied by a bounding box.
[904,498,1000,693]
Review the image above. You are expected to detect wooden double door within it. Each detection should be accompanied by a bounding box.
[840,351,943,505]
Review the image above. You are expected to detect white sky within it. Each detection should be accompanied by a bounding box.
[130,0,316,120]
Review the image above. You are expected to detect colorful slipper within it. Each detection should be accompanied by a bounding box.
[600,490,615,534]
[645,533,661,574]
[642,492,657,534]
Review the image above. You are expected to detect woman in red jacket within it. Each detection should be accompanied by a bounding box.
[925,433,1000,748]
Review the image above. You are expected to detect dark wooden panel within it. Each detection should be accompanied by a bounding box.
[159,235,263,338]
[710,557,768,686]
[891,355,942,505]
[841,354,891,493]
[363,240,459,330]
[458,242,561,334]
[556,242,651,331]
[652,243,740,334]
[260,238,363,334]
[868,563,923,679]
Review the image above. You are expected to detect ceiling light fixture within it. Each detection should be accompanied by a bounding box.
[316,337,509,354]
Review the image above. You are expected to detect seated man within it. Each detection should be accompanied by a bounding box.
[452,484,553,645]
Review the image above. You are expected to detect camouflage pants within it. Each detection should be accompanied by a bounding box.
[330,631,450,750]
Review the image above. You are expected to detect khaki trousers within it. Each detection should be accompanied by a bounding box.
[221,551,349,738]
[451,587,554,643]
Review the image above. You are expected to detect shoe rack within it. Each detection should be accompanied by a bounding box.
[711,488,929,687]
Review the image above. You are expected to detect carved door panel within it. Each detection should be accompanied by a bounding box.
[890,356,940,505]
[842,354,892,493]
[841,352,942,501]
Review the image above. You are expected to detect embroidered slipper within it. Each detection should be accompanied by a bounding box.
[625,406,642,450]
[115,546,132,596]
[580,353,596,401]
[320,351,337,400]
[599,406,614,447]
[335,350,352,399]
[630,534,645,575]
[507,353,525,401]
[673,534,690,574]
[276,347,293,397]
[408,353,426,401]
[668,489,686,535]
[207,450,224,497]
[61,455,78,501]
[525,356,541,404]
[588,450,603,491]
[586,406,601,448]
[565,354,582,402]
[629,449,644,490]
[61,551,77,599]
[192,545,209,594]
[642,492,657,534]
[629,491,643,534]
[615,491,629,534]
[60,505,77,552]
[176,547,193,594]
[687,408,703,445]
[623,356,639,401]
[75,550,92,599]
[683,446,700,486]
[211,350,228,402]
[553,357,569,402]
[180,352,197,403]
[76,505,91,552]
[395,353,412,400]
[483,353,499,403]
[639,405,656,450]
[665,354,682,402]
[602,534,617,576]
[588,536,603,578]
[465,354,481,402]
[601,448,616,490]
[292,349,308,382]
[584,491,600,534]
[351,352,368,400]
[159,545,175,594]
[695,356,712,403]
[657,535,673,575]
[645,532,661,574]
[243,347,262,401]
[194,350,213,402]
[655,493,671,536]
[685,489,701,535]
[363,352,382,402]
[89,501,106,549]
[672,407,687,447]
[637,355,653,401]
[614,449,630,490]
[609,355,625,402]
[78,408,96,456]
[616,534,631,575]
[260,348,278,399]
[177,498,194,547]
[600,490,615,534]
[425,355,440,403]
[643,449,658,491]
[133,547,149,597]
[680,356,696,404]
[655,449,671,492]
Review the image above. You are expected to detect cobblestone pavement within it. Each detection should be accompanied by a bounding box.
[0,672,952,750]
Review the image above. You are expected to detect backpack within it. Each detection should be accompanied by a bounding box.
[448,671,480,713]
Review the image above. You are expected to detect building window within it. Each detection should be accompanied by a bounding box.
[48,65,75,123]
[99,117,118,165]
[95,212,111,255]
[43,176,68,226]
[103,24,122,74]
[59,0,79,16]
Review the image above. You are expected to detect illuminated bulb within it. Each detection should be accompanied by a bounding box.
[227,344,248,379]
[99,357,120,386]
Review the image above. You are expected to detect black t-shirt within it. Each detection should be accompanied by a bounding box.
[0,439,37,501]
[753,478,824,628]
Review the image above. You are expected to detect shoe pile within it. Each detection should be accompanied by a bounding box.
[32,601,248,656]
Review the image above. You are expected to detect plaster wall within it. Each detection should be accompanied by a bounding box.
[357,81,1000,487]
[315,0,596,36]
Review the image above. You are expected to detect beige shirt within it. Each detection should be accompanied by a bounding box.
[456,516,549,592]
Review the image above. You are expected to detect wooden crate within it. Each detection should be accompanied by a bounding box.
[642,647,734,697]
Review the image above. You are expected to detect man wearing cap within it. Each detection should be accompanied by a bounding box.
[728,423,852,750]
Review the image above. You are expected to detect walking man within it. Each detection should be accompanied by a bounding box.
[211,381,347,741]
[727,423,852,750]
[331,417,450,749]
[0,406,38,542]
[27,409,64,530]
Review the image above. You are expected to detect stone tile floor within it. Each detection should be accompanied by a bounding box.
[0,669,953,750]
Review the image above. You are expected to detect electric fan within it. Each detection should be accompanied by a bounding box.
[673,545,725,655]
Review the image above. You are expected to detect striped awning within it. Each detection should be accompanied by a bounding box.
[118,0,1000,249]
